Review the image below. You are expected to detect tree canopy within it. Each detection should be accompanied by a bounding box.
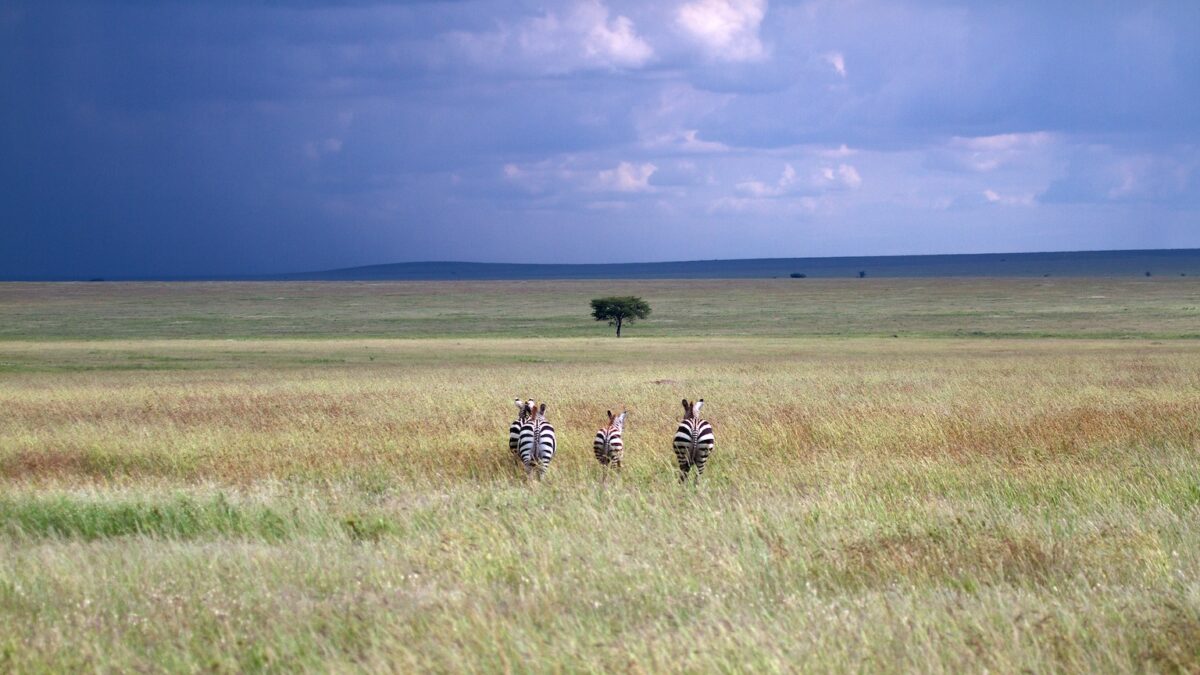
[590,296,651,337]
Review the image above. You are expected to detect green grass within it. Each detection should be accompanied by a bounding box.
[3,278,1200,340]
[1,281,1199,671]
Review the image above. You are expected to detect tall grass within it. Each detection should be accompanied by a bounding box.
[1,334,1198,670]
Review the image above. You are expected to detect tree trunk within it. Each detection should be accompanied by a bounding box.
[616,317,622,337]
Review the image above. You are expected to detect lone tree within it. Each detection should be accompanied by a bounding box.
[590,296,651,337]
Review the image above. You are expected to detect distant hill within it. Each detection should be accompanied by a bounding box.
[278,249,1200,281]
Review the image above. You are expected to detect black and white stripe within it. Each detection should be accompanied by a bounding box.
[593,410,627,471]
[509,398,534,465]
[673,398,715,484]
[518,402,557,478]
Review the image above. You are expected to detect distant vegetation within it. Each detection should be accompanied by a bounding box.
[589,295,651,337]
[254,248,1200,282]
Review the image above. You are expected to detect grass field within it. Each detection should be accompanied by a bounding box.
[1,280,1199,672]
[3,278,1200,340]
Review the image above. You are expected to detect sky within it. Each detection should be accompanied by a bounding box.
[2,0,1199,278]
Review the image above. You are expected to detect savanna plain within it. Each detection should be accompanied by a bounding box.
[1,278,1199,673]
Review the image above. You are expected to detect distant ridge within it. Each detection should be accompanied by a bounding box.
[277,249,1200,281]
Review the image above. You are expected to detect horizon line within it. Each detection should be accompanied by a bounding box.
[3,246,1199,282]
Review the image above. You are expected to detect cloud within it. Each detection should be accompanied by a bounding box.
[500,160,570,194]
[1040,147,1196,204]
[583,3,654,67]
[819,144,857,158]
[927,132,1055,173]
[8,1,1200,277]
[643,128,731,153]
[648,160,712,187]
[821,164,862,189]
[982,188,1033,206]
[448,0,653,73]
[501,158,660,196]
[823,51,846,77]
[736,161,860,198]
[596,161,658,192]
[736,163,794,197]
[709,194,822,215]
[676,0,767,62]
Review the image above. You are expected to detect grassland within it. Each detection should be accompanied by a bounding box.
[1,280,1199,672]
[3,277,1199,340]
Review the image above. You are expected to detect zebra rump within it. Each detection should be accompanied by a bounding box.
[673,398,715,483]
[518,402,556,478]
[594,409,627,468]
[509,398,534,463]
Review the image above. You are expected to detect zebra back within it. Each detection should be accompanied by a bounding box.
[593,410,626,467]
[509,399,534,460]
[673,399,715,482]
[519,403,556,478]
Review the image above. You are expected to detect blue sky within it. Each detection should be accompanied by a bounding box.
[2,0,1199,277]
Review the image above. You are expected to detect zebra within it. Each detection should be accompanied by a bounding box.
[518,402,557,479]
[673,398,715,484]
[509,398,535,465]
[593,410,627,477]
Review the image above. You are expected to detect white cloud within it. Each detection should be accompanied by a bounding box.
[736,162,795,197]
[644,128,731,153]
[819,144,857,158]
[936,132,1055,172]
[836,164,861,188]
[449,0,653,73]
[500,160,569,194]
[737,161,861,198]
[596,162,658,192]
[709,195,821,215]
[583,5,654,67]
[676,0,767,62]
[823,51,846,77]
[983,188,1034,206]
[810,163,862,190]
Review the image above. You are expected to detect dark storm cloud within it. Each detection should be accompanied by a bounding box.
[2,0,1199,278]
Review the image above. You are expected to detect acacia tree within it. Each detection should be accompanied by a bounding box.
[590,296,651,337]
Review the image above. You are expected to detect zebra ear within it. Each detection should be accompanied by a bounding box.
[616,411,627,426]
[682,399,690,414]
[607,410,613,423]
[514,398,524,412]
[539,403,547,416]
[693,399,704,415]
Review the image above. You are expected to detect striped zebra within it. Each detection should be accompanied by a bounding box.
[518,402,557,479]
[509,399,535,465]
[593,410,627,475]
[673,398,715,484]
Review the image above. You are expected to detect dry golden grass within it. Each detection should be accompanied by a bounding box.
[1,335,1198,671]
